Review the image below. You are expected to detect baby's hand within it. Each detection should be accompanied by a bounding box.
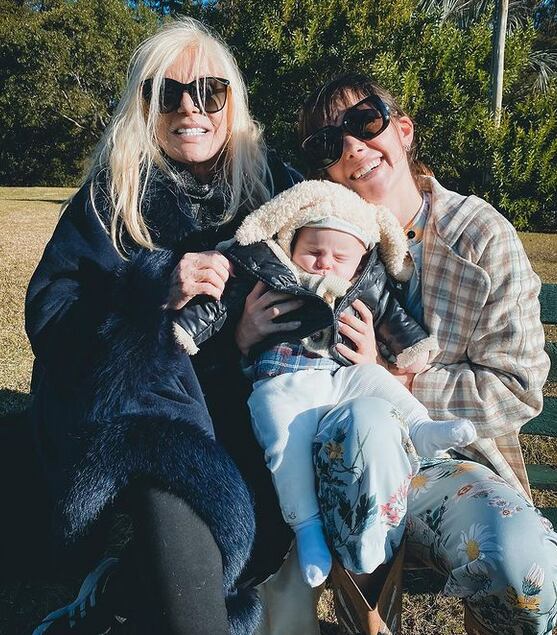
[410,418,477,458]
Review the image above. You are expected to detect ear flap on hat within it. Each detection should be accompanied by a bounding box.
[376,207,413,281]
[235,181,334,246]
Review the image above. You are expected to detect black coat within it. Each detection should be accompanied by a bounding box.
[174,240,429,364]
[25,156,301,634]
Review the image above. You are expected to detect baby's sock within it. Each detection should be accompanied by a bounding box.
[410,418,477,458]
[292,515,332,587]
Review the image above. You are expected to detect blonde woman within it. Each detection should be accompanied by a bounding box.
[26,18,301,635]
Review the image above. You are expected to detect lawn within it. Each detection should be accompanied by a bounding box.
[1,186,556,634]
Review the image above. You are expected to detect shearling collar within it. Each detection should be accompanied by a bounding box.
[235,180,412,282]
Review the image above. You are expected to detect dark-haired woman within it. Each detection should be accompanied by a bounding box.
[236,75,557,634]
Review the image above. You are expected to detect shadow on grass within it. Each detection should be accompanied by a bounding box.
[2,198,67,204]
[0,388,31,418]
[404,567,446,595]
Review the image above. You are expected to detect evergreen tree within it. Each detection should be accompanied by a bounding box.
[0,0,158,185]
[1,0,555,228]
[203,0,556,229]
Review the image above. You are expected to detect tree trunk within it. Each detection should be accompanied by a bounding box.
[490,0,509,126]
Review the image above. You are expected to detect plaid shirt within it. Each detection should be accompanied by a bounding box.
[412,177,550,497]
[244,342,340,382]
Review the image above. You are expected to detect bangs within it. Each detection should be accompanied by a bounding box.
[299,73,403,146]
[299,75,375,146]
[312,86,369,131]
[167,41,225,82]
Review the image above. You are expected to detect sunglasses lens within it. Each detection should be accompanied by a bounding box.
[160,79,183,113]
[143,77,229,114]
[345,107,385,139]
[303,127,343,169]
[197,78,228,113]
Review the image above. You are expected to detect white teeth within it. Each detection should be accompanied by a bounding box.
[351,158,381,180]
[175,128,207,136]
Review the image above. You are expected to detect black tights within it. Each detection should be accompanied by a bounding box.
[125,486,230,634]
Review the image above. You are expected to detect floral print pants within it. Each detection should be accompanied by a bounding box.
[314,398,557,635]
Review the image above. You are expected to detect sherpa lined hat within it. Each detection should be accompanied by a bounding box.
[301,216,371,249]
[235,180,412,281]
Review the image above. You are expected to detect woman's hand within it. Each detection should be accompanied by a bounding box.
[165,251,233,310]
[336,299,378,364]
[235,281,303,356]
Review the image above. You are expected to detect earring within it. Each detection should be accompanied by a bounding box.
[403,143,411,152]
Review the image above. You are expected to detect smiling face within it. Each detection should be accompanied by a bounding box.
[291,227,367,280]
[156,51,229,182]
[324,94,417,210]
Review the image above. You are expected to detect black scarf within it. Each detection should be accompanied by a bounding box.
[142,162,242,252]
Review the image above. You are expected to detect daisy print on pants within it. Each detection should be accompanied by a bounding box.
[472,562,557,635]
[457,523,503,570]
[443,524,504,599]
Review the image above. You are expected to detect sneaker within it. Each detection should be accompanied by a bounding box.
[32,556,127,634]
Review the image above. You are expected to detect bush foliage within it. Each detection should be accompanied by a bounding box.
[1,0,555,230]
[0,0,158,185]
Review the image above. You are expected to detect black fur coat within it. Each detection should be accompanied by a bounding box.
[25,158,301,634]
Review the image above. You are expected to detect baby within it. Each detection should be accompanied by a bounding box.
[172,180,477,587]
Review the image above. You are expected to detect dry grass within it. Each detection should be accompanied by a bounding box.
[1,187,556,634]
[0,187,74,416]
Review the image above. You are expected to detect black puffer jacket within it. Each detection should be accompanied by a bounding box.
[173,239,430,366]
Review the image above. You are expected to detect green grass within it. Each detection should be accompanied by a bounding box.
[1,187,556,634]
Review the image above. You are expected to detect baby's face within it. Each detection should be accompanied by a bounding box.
[291,227,367,279]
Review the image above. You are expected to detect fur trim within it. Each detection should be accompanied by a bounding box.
[89,248,179,423]
[376,207,414,282]
[71,247,262,634]
[396,335,437,370]
[297,273,351,357]
[173,322,200,355]
[60,413,260,633]
[235,181,381,257]
[315,274,352,303]
[227,588,263,635]
[301,327,333,357]
[297,270,352,304]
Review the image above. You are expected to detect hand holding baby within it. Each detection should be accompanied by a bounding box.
[336,299,378,364]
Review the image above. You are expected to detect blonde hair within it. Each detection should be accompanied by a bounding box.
[83,17,271,253]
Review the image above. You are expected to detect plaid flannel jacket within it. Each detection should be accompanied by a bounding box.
[412,177,550,498]
[244,342,340,382]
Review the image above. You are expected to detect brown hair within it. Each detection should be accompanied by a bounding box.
[298,73,432,181]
